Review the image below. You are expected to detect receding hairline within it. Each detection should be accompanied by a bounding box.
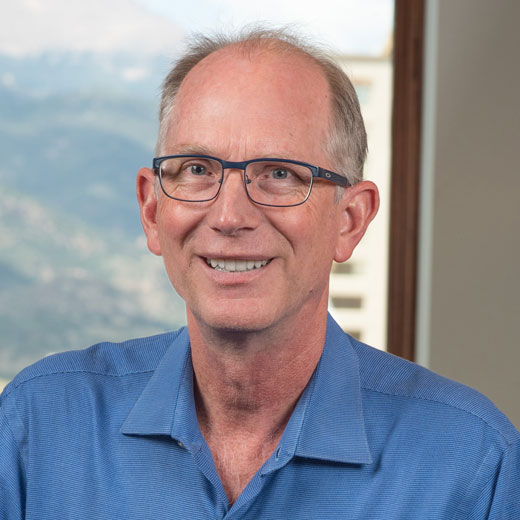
[204,33,327,62]
[176,38,332,112]
[181,26,337,64]
[160,36,334,153]
[185,37,327,80]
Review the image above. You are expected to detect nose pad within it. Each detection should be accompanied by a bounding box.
[217,168,250,199]
[208,169,259,234]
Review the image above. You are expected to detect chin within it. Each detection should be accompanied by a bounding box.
[191,301,280,335]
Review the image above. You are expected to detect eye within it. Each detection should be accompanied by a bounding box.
[190,164,207,176]
[271,168,289,179]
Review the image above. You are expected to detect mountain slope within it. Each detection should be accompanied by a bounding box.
[0,183,185,379]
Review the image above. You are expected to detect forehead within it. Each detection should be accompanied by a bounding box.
[167,45,332,161]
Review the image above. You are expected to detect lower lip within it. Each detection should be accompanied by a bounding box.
[200,257,272,283]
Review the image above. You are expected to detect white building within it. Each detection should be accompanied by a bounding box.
[328,48,393,351]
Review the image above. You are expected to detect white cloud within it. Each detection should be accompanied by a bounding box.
[121,66,150,82]
[0,0,184,57]
[1,73,16,87]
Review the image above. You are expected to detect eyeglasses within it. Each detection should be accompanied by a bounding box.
[152,154,350,208]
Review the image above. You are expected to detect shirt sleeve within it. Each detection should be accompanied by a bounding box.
[470,440,520,519]
[0,405,25,519]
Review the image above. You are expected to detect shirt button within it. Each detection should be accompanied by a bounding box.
[177,441,185,449]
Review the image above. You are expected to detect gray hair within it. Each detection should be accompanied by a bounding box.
[157,27,367,185]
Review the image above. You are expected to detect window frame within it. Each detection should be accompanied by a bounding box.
[387,0,425,361]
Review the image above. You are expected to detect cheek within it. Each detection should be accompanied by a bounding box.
[157,200,200,238]
[154,208,196,301]
[278,203,339,268]
[155,203,201,265]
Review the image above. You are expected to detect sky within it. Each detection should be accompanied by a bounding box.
[135,0,394,55]
[0,0,394,57]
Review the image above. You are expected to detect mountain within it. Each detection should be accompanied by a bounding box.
[0,84,156,237]
[0,51,186,381]
[0,51,174,98]
[0,181,186,379]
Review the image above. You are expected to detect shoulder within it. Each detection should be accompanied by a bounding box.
[350,337,520,446]
[0,329,184,403]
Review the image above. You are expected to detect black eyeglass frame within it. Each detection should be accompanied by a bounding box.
[152,154,351,208]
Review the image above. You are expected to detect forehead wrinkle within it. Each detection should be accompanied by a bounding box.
[167,121,307,163]
[167,144,215,156]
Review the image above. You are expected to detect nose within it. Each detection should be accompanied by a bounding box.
[206,168,261,235]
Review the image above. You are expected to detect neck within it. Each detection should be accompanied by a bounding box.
[188,305,328,437]
[187,302,329,504]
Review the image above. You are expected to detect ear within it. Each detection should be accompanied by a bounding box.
[136,167,162,256]
[334,180,379,263]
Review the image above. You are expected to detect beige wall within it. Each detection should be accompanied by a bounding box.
[418,0,520,428]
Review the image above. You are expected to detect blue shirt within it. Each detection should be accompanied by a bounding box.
[1,315,519,519]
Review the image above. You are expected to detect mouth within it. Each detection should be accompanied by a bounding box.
[204,258,271,273]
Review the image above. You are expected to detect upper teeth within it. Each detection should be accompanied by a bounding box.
[206,258,270,272]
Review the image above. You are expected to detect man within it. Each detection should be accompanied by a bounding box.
[1,29,519,519]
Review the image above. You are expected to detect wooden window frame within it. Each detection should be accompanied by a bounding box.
[387,0,425,361]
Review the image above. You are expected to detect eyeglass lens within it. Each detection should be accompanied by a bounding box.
[159,156,312,206]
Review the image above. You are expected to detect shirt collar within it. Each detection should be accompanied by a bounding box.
[121,327,204,451]
[288,313,372,464]
[121,314,372,465]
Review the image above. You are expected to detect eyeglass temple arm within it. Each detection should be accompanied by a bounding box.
[316,168,351,187]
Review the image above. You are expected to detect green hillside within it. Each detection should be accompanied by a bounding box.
[0,182,185,379]
[0,85,158,237]
[0,65,186,381]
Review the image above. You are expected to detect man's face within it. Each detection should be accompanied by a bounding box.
[141,48,360,334]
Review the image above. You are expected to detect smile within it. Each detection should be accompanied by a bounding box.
[205,258,271,272]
